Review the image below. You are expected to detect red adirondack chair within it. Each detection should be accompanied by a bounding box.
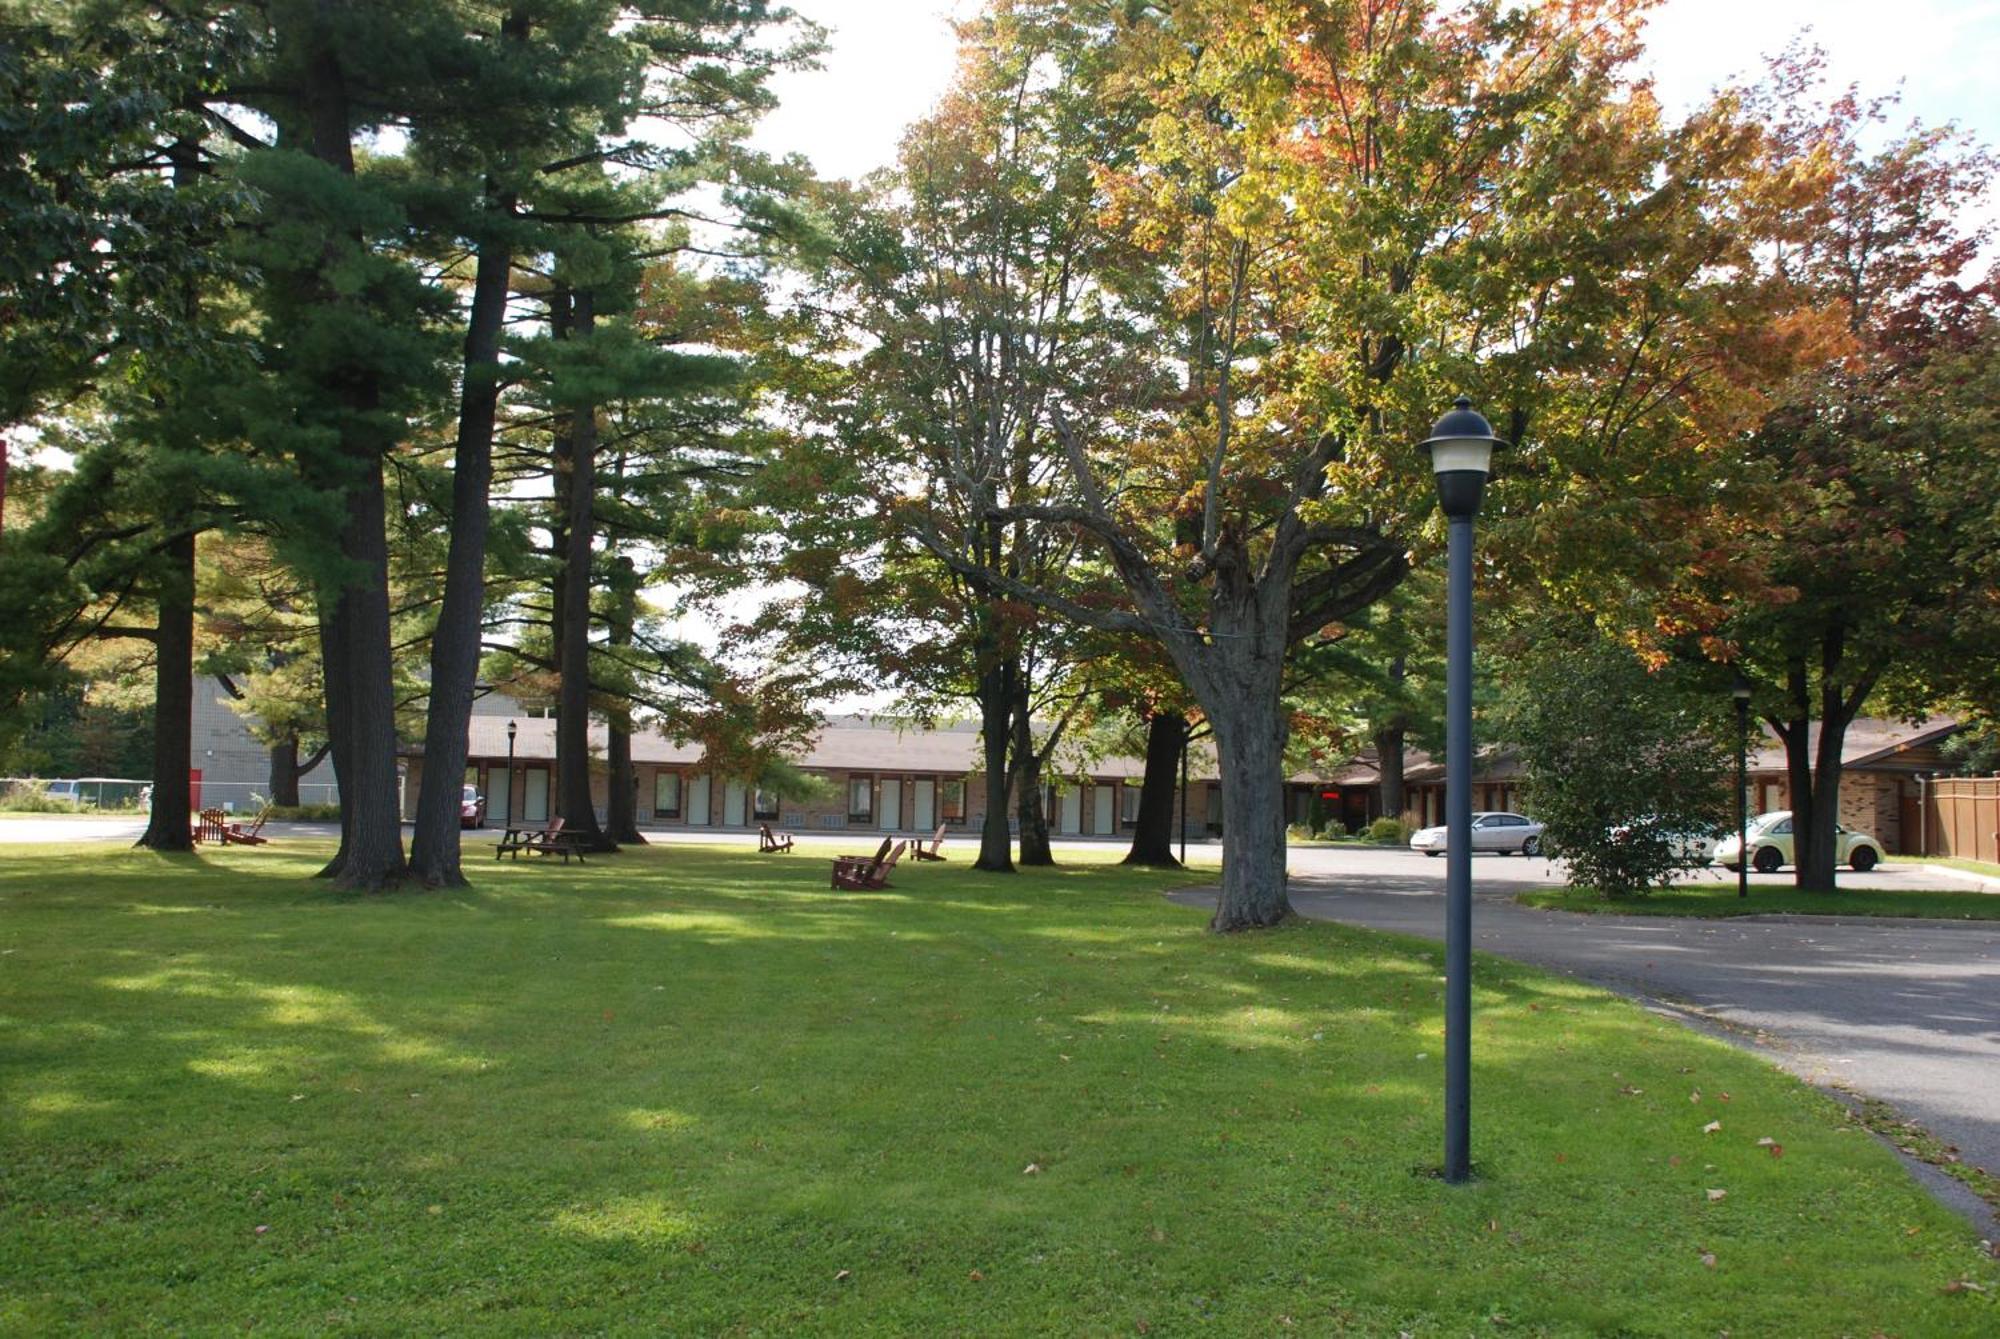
[831,839,905,890]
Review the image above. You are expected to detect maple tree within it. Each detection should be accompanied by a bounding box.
[1609,61,1999,890]
[931,0,1779,928]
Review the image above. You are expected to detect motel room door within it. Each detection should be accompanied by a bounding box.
[686,774,711,826]
[1091,785,1116,836]
[1059,787,1082,835]
[912,779,935,831]
[879,778,902,831]
[723,780,747,826]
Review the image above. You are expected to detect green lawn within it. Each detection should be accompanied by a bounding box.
[2,843,1994,1335]
[1520,882,2000,919]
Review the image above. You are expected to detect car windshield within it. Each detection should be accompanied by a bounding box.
[463,785,478,801]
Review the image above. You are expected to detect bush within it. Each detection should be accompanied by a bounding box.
[1502,628,1732,898]
[1317,819,1351,840]
[1365,817,1409,845]
[0,783,80,813]
[266,803,342,821]
[1285,822,1319,841]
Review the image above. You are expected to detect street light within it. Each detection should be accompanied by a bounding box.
[1732,676,1752,900]
[505,719,518,830]
[1422,395,1505,1185]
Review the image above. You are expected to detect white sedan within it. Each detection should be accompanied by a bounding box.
[1410,811,1545,857]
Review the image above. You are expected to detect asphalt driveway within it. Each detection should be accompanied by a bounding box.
[1172,847,2000,1238]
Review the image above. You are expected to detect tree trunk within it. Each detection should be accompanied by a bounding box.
[974,651,1013,873]
[409,214,513,886]
[137,529,195,851]
[1010,662,1053,865]
[605,556,644,845]
[269,737,302,807]
[1205,700,1293,930]
[554,290,611,852]
[1123,710,1186,867]
[1374,723,1405,826]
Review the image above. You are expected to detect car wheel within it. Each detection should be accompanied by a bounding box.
[1522,835,1541,857]
[1424,850,1440,858]
[1753,846,1782,874]
[1850,847,1878,873]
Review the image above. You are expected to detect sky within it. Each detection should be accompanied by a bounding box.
[751,0,2000,183]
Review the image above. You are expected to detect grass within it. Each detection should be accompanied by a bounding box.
[2,843,1995,1335]
[1519,882,2000,919]
[1919,855,2000,881]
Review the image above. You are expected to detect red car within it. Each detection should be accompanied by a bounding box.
[460,784,487,828]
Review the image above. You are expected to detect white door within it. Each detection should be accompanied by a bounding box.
[1060,788,1082,835]
[913,779,935,831]
[523,767,550,823]
[1091,785,1116,836]
[880,778,902,831]
[687,774,711,826]
[724,780,747,826]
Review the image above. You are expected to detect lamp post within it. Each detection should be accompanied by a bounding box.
[1422,396,1504,1185]
[505,719,518,830]
[1731,677,1751,899]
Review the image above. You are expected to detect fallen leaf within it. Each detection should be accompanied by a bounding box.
[968,1269,984,1282]
[426,1204,443,1216]
[1717,1092,1731,1102]
[1136,1321,1151,1335]
[1706,1189,1727,1202]
[254,1225,269,1235]
[1756,1137,1776,1146]
[834,1269,851,1283]
[1943,1280,1988,1295]
[1690,1090,1702,1103]
[1022,1163,1041,1176]
[1669,1155,1684,1168]
[1700,1252,1717,1269]
[1703,1121,1722,1135]
[1767,1143,1784,1159]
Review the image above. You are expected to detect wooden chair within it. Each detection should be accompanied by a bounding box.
[911,823,948,862]
[758,823,794,853]
[191,808,227,845]
[222,804,273,845]
[496,815,583,863]
[831,839,905,891]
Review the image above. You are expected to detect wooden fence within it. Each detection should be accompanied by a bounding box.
[1918,777,2000,862]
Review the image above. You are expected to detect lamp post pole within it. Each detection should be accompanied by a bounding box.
[505,719,518,830]
[1732,679,1751,899]
[1422,397,1504,1185]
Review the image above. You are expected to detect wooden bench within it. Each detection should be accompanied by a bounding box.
[496,816,586,864]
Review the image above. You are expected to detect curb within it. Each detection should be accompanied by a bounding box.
[1917,863,2000,894]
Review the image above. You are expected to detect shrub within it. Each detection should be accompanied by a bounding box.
[0,783,80,813]
[266,803,342,821]
[1365,817,1409,845]
[1285,822,1318,841]
[1316,819,1351,840]
[1501,628,1731,898]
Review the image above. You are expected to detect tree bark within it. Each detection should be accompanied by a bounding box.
[605,555,644,845]
[974,648,1014,872]
[269,736,301,807]
[1122,710,1186,867]
[1375,652,1408,825]
[137,529,195,851]
[409,198,514,885]
[1009,661,1053,865]
[554,289,611,851]
[1203,679,1292,931]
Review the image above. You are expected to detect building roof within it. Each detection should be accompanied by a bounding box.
[1747,715,1961,774]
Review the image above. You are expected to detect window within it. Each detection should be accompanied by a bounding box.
[941,778,965,824]
[753,787,780,822]
[848,775,873,823]
[654,771,682,819]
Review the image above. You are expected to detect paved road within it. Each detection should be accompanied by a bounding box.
[1175,847,2000,1237]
